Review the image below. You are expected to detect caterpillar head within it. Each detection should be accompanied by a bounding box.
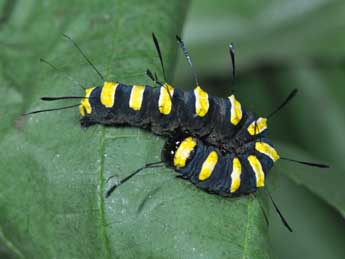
[161,133,197,169]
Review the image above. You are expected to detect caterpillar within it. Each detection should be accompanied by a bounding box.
[26,33,329,231]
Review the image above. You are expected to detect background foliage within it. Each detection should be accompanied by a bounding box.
[0,0,344,258]
[175,1,345,259]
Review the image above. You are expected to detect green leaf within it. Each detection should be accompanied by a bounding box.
[0,0,270,258]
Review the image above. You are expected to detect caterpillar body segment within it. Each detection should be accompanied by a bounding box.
[80,82,268,152]
[161,135,279,197]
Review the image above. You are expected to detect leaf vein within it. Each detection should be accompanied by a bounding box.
[242,198,252,259]
[98,127,112,259]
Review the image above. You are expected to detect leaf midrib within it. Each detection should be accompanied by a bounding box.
[98,127,112,259]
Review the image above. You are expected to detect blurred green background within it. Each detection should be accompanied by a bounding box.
[1,0,345,258]
[176,1,345,258]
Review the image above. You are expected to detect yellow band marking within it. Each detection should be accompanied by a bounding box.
[79,87,95,116]
[158,83,174,115]
[255,142,280,162]
[248,155,265,187]
[194,86,209,117]
[199,151,218,181]
[230,157,242,193]
[228,95,243,125]
[129,85,145,111]
[173,137,197,168]
[247,117,268,135]
[100,81,118,108]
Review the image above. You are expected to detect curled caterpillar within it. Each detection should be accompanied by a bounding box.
[25,33,329,232]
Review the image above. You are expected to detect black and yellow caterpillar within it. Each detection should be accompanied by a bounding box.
[27,34,329,231]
